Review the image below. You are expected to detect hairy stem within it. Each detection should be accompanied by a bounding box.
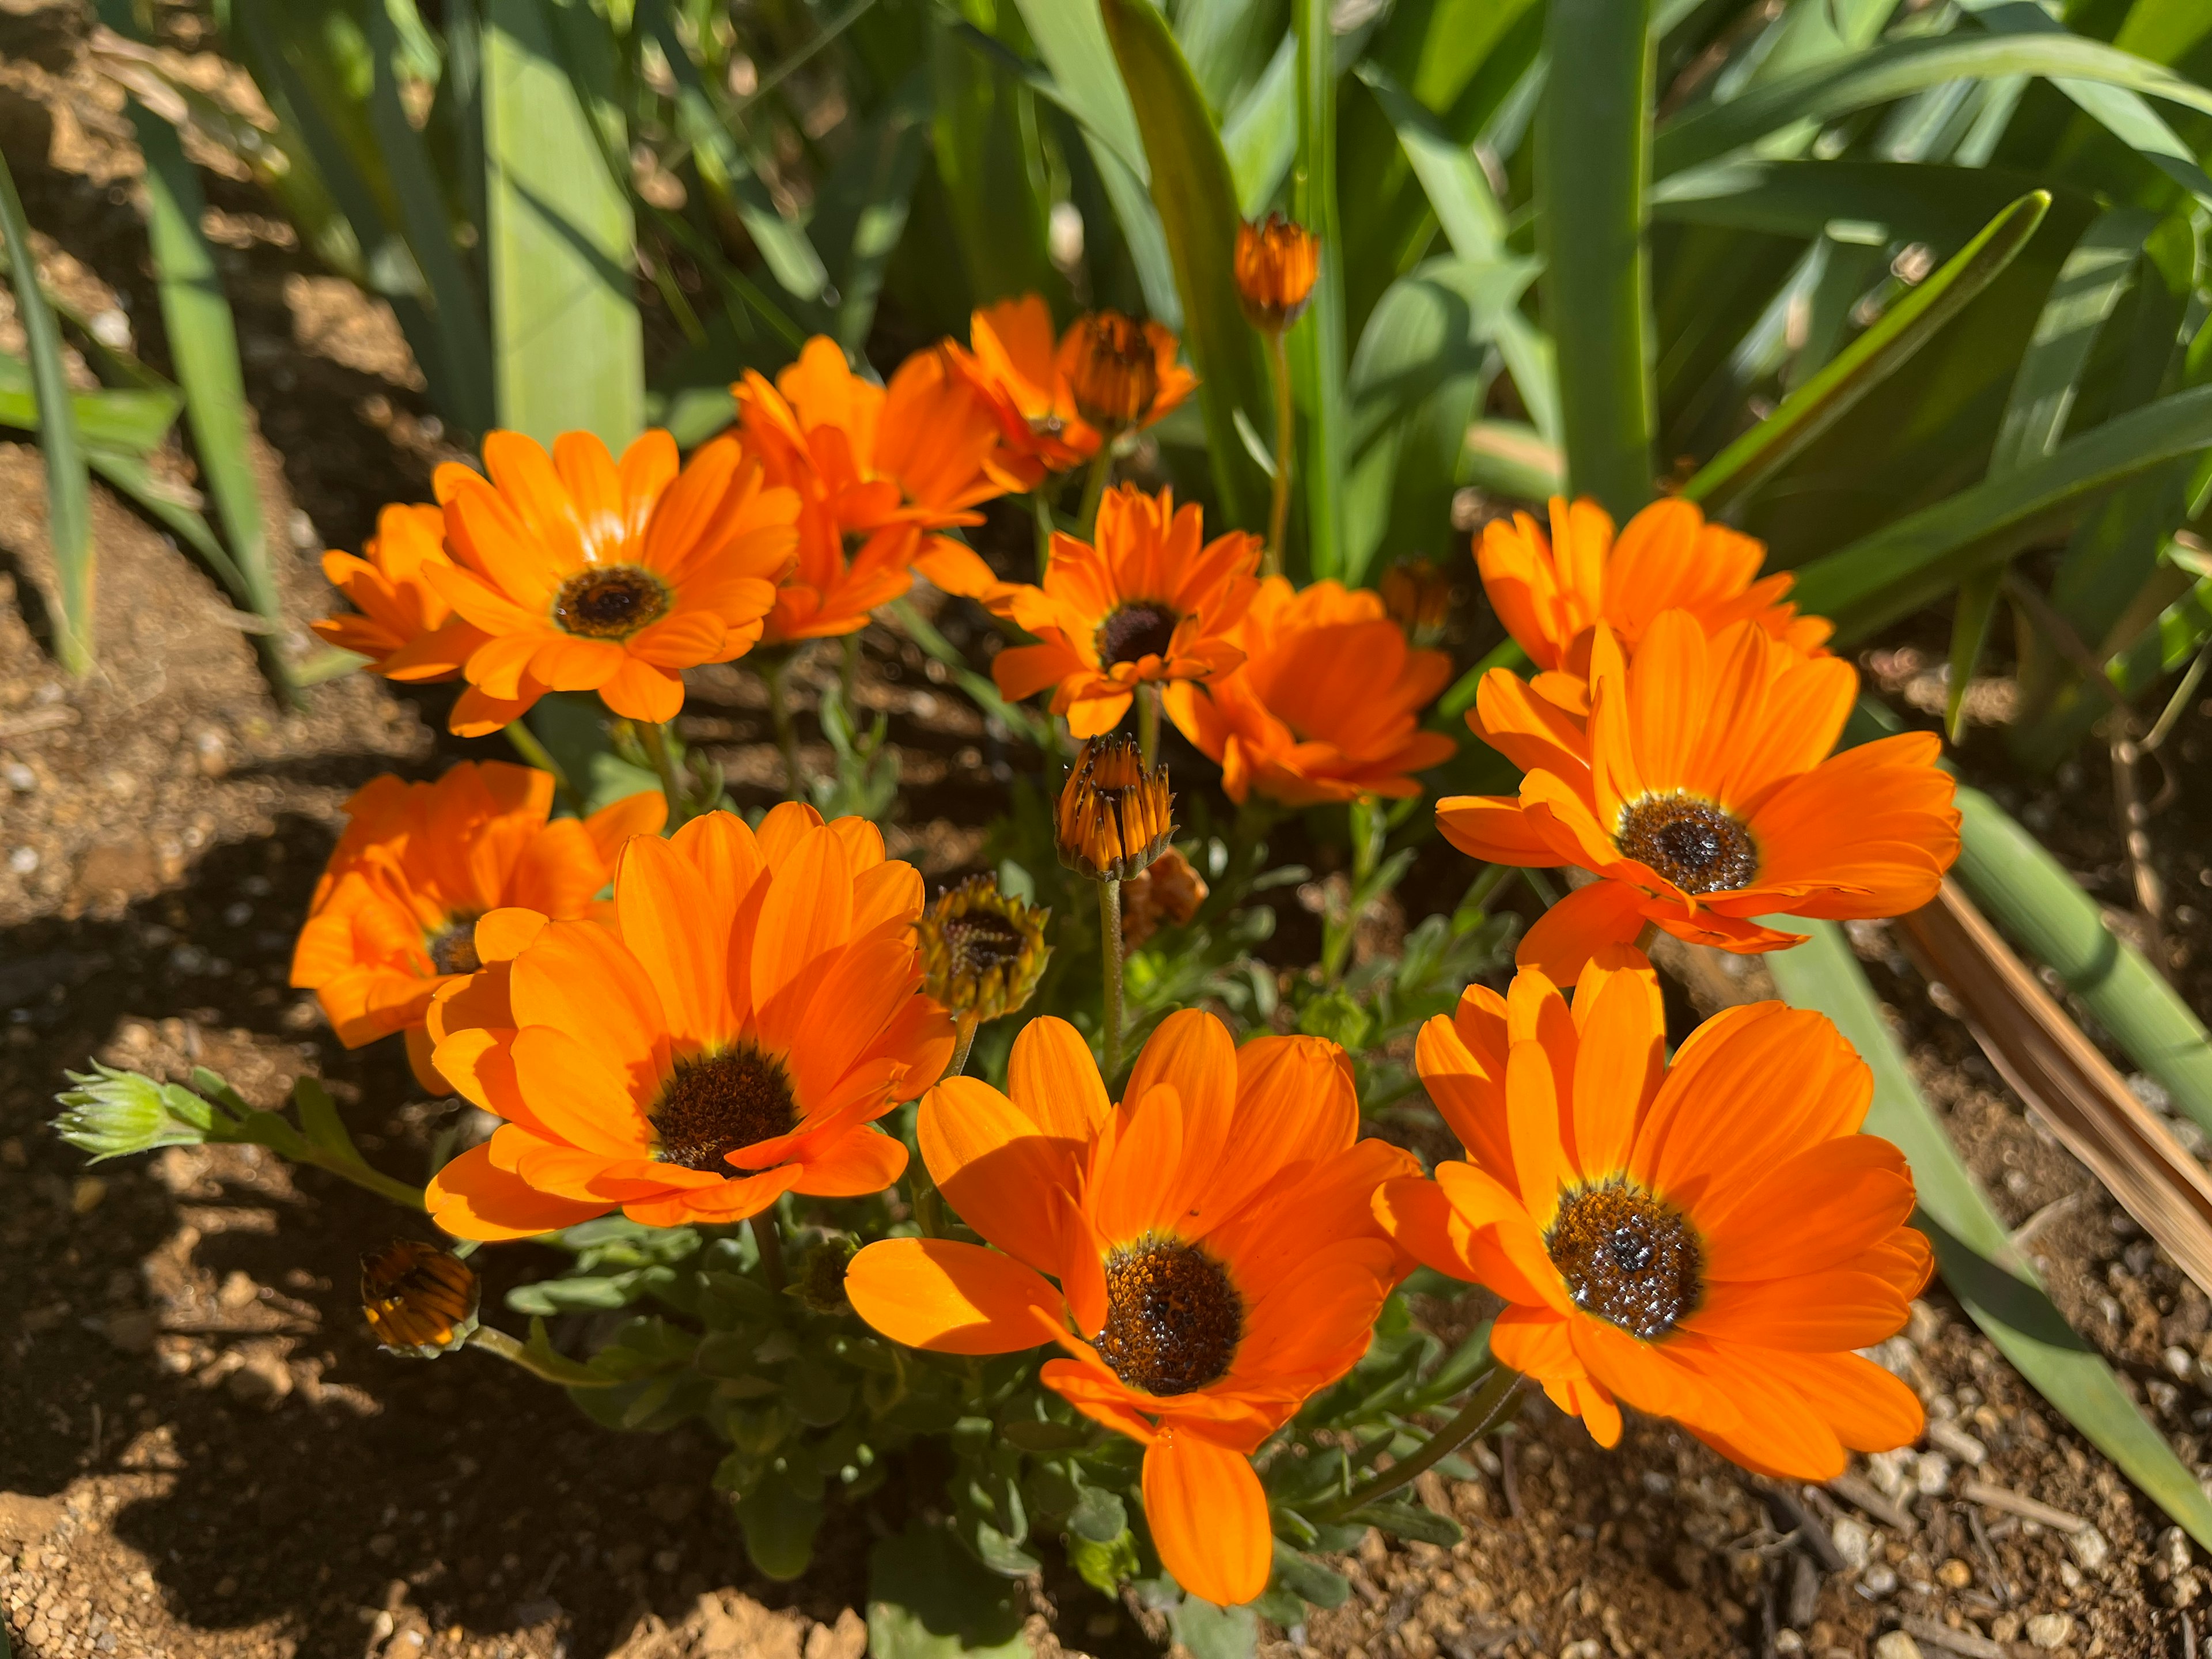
[1098,877,1125,1083]
[1031,490,1056,580]
[639,719,689,826]
[1266,327,1294,578]
[1317,1365,1523,1520]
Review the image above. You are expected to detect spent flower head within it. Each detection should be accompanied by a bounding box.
[53,1063,219,1161]
[916,874,1051,1026]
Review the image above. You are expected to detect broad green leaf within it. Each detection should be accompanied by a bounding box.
[0,147,91,673]
[1655,32,2212,182]
[1767,921,2212,1552]
[1461,419,1564,501]
[867,1521,1027,1659]
[1790,384,2212,639]
[1539,0,1657,519]
[1680,191,2048,511]
[1291,0,1349,576]
[931,20,1062,310]
[482,0,644,445]
[1224,32,1296,217]
[1354,62,1508,262]
[736,1475,825,1583]
[1101,0,1271,530]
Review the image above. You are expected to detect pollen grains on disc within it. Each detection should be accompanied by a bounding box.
[426,915,483,976]
[1096,603,1180,668]
[1093,1236,1243,1396]
[552,564,671,640]
[1543,1180,1703,1342]
[650,1044,797,1173]
[1615,792,1759,895]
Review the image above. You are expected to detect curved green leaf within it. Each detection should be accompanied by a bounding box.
[1681,191,2048,511]
[1292,0,1348,576]
[1100,0,1270,530]
[1767,921,2212,1552]
[1791,384,2212,639]
[1651,157,2071,247]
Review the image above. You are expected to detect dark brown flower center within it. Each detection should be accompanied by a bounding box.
[942,910,1027,974]
[650,1046,796,1173]
[426,916,483,976]
[1544,1181,1702,1342]
[1096,603,1179,668]
[553,565,670,639]
[1615,794,1758,895]
[1094,1237,1241,1396]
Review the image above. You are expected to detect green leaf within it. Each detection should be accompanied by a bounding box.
[1953,786,2212,1138]
[1100,0,1271,532]
[735,1474,825,1582]
[809,66,932,351]
[1223,33,1296,217]
[1538,0,1656,520]
[1344,1499,1463,1548]
[1766,921,2212,1551]
[1290,0,1348,578]
[1461,419,1563,502]
[0,357,179,454]
[1270,1540,1351,1612]
[482,0,644,444]
[1167,1593,1258,1659]
[866,1521,1027,1659]
[1945,569,2003,743]
[930,18,1061,311]
[1655,32,2212,183]
[1680,191,2049,512]
[1353,62,1508,263]
[1650,158,2066,247]
[0,147,92,674]
[1790,384,2212,641]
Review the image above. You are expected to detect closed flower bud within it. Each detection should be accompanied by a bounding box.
[1056,735,1174,883]
[52,1063,218,1162]
[916,875,1051,1027]
[1379,557,1454,645]
[361,1239,480,1358]
[1121,846,1209,950]
[1235,213,1320,332]
[1063,311,1164,435]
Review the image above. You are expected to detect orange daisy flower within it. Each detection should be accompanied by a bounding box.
[425,430,797,734]
[1377,951,1930,1479]
[963,297,1198,475]
[1162,577,1456,806]
[1478,497,1830,703]
[988,484,1261,738]
[314,503,479,679]
[1438,612,1959,980]
[735,336,1028,640]
[291,761,664,1091]
[845,1012,1416,1607]
[424,804,955,1240]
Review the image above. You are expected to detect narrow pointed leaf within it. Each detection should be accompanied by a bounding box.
[1292,0,1348,577]
[1945,569,2002,743]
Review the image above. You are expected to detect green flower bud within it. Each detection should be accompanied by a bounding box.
[52,1063,219,1162]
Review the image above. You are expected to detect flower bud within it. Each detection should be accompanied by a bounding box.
[1056,735,1173,883]
[52,1063,218,1162]
[791,1234,858,1316]
[1235,213,1320,332]
[1379,557,1454,646]
[917,875,1051,1026]
[1121,846,1209,950]
[1063,311,1163,435]
[361,1238,480,1358]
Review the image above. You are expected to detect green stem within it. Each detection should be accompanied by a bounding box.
[1137,683,1160,768]
[1077,446,1114,537]
[753,1211,786,1294]
[1099,877,1125,1083]
[1031,490,1056,581]
[766,652,802,802]
[1265,326,1294,579]
[467,1324,617,1388]
[949,1015,979,1080]
[638,719,689,827]
[501,715,575,812]
[1316,1365,1522,1520]
[841,631,862,711]
[300,1147,428,1211]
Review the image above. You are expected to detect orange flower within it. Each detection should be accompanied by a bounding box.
[845,1013,1416,1606]
[1477,497,1830,702]
[1163,577,1456,806]
[1438,612,1958,980]
[964,297,1198,474]
[989,484,1260,737]
[1234,214,1320,332]
[736,336,1028,639]
[423,804,955,1239]
[291,762,664,1090]
[313,503,487,689]
[425,430,796,734]
[1376,951,1930,1479]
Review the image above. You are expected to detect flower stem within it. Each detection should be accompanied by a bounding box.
[766,652,801,802]
[1031,490,1056,580]
[949,1015,979,1080]
[1316,1364,1523,1521]
[1098,876,1125,1082]
[639,719,689,827]
[841,631,862,711]
[1137,682,1160,769]
[501,716,575,811]
[467,1323,617,1388]
[753,1211,785,1294]
[1077,447,1114,536]
[1265,327,1294,579]
[299,1146,428,1211]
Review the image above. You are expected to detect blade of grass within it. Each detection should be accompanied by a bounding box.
[1461,419,1564,502]
[1679,191,2048,512]
[808,66,931,351]
[1990,207,2155,478]
[1100,0,1271,531]
[1765,920,2212,1551]
[1650,157,2069,246]
[83,447,243,598]
[1790,384,2212,639]
[0,148,93,675]
[1944,569,2002,742]
[0,356,179,453]
[1291,0,1347,579]
[1223,32,1296,217]
[1538,0,1656,520]
[1953,784,2212,1137]
[482,0,644,444]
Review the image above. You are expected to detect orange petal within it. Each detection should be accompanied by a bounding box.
[1088,1083,1184,1247]
[1120,1009,1237,1230]
[584,789,669,865]
[1700,1135,1916,1281]
[1681,1268,1911,1352]
[921,1076,1085,1273]
[749,820,856,1016]
[1567,951,1664,1182]
[785,1123,908,1196]
[1006,1016,1112,1141]
[1762,1349,1925,1453]
[845,1237,1064,1355]
[616,833,727,1051]
[1416,1010,1514,1177]
[1514,880,1649,983]
[1142,1430,1272,1608]
[426,1142,611,1241]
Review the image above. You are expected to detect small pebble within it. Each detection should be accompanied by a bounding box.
[9,846,39,874]
[222,901,253,927]
[2,759,33,790]
[89,308,132,349]
[1832,1516,1873,1573]
[1937,1557,1972,1588]
[1914,1450,1952,1495]
[2068,1526,2110,1573]
[1873,1633,1922,1659]
[2024,1612,2074,1649]
[2165,1346,2198,1384]
[1861,1565,1899,1598]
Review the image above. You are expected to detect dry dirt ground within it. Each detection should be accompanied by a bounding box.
[9,3,2212,1657]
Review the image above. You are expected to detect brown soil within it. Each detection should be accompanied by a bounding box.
[7,4,2212,1657]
